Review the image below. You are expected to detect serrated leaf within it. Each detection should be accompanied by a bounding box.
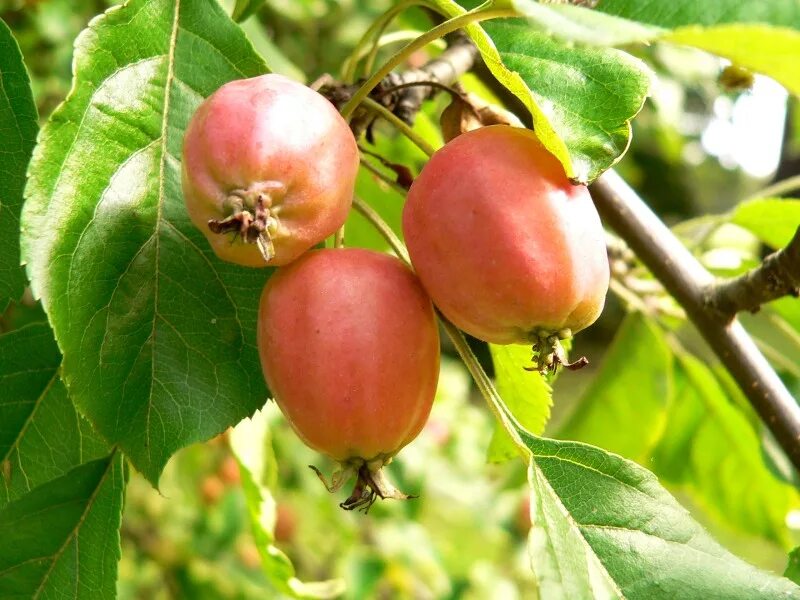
[558,313,673,461]
[0,452,125,599]
[513,0,664,46]
[230,408,345,599]
[597,0,800,29]
[590,8,800,96]
[665,25,800,98]
[730,198,800,249]
[232,0,266,22]
[238,16,305,81]
[513,4,800,98]
[0,323,107,508]
[487,344,551,462]
[478,19,652,183]
[0,18,38,312]
[436,1,651,182]
[661,354,800,547]
[522,432,800,599]
[20,0,272,486]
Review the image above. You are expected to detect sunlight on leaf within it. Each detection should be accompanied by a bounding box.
[231,406,346,599]
[20,0,271,486]
[0,453,125,598]
[0,19,37,311]
[487,343,551,463]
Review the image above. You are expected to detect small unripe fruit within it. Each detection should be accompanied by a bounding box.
[182,74,359,267]
[403,125,609,370]
[218,456,241,486]
[200,475,225,505]
[274,504,297,543]
[257,248,440,509]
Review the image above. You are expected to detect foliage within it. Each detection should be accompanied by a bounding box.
[1,0,799,597]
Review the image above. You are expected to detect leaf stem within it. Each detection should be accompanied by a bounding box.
[342,0,423,82]
[351,196,409,263]
[360,97,437,157]
[350,195,530,457]
[440,319,529,455]
[746,173,800,202]
[359,158,409,195]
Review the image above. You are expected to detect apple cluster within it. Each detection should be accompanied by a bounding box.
[181,74,609,510]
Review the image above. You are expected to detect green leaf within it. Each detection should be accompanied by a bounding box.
[0,18,38,311]
[487,344,551,462]
[730,198,800,249]
[0,452,125,599]
[660,354,799,547]
[741,309,800,380]
[512,0,664,46]
[664,25,800,98]
[21,0,271,486]
[238,15,306,81]
[598,0,800,95]
[786,548,800,586]
[479,18,652,183]
[558,313,673,461]
[649,366,705,483]
[596,0,800,29]
[522,433,800,599]
[437,0,651,182]
[0,323,107,508]
[230,407,346,599]
[772,296,800,332]
[232,0,266,22]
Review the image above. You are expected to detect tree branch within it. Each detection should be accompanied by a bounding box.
[384,32,479,124]
[706,227,800,320]
[591,171,800,471]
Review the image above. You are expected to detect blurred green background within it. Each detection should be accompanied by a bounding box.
[2,0,799,597]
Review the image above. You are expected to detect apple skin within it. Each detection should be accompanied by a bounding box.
[182,74,359,267]
[257,248,440,463]
[403,125,609,344]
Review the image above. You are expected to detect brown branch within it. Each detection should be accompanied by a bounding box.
[591,171,800,471]
[385,32,479,124]
[706,226,800,320]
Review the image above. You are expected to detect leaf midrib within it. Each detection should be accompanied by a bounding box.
[31,452,116,599]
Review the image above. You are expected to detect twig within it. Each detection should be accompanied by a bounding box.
[360,97,436,156]
[706,227,800,319]
[323,32,480,139]
[745,174,800,202]
[380,32,479,124]
[351,194,529,455]
[591,170,800,471]
[359,157,410,195]
[352,197,410,263]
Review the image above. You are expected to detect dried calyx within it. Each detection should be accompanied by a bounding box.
[309,456,413,513]
[207,182,285,263]
[524,328,588,374]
